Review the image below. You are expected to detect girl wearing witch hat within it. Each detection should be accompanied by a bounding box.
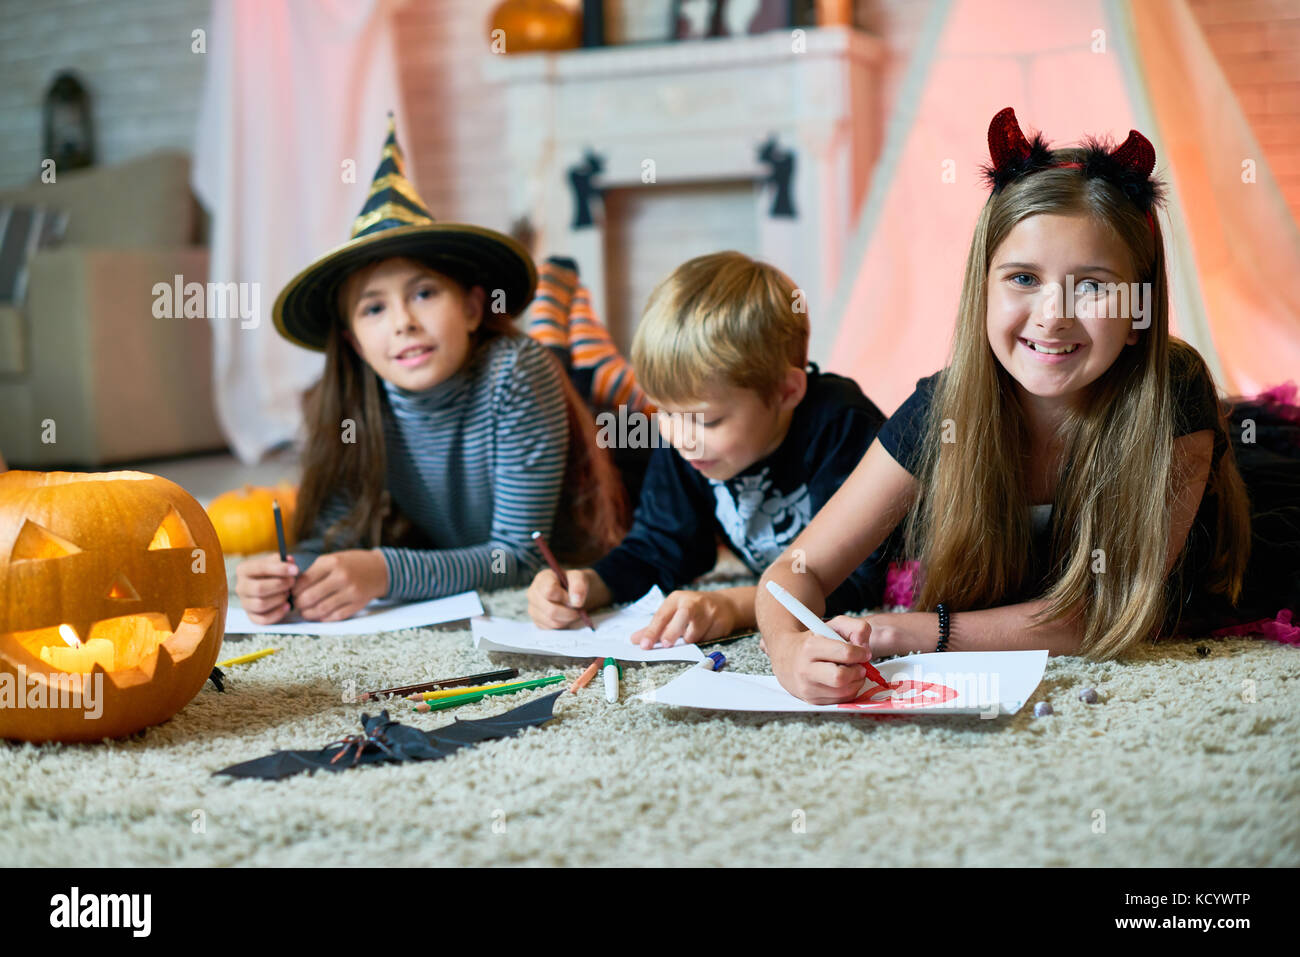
[235,118,626,624]
[757,107,1300,703]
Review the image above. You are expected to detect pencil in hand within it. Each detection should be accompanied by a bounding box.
[273,499,295,611]
[531,530,596,631]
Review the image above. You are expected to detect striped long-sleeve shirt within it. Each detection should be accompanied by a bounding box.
[293,334,570,599]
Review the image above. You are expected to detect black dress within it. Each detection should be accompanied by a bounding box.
[876,352,1300,635]
[1175,381,1300,633]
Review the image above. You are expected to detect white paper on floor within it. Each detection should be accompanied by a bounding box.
[224,590,485,636]
[472,587,705,663]
[640,650,1048,716]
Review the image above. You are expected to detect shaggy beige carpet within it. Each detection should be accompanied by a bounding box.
[2,563,1297,867]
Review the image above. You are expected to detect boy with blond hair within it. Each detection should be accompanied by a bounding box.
[527,251,891,647]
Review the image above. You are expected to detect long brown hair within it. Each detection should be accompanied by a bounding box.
[293,257,627,565]
[906,149,1251,658]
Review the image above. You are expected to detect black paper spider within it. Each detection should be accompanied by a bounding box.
[324,713,397,766]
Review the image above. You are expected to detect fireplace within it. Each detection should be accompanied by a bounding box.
[602,179,759,353]
[486,26,882,358]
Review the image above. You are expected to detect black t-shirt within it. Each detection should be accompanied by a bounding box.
[878,348,1226,478]
[591,365,891,615]
[875,346,1228,607]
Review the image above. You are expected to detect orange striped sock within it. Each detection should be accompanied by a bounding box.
[569,287,653,414]
[524,258,578,359]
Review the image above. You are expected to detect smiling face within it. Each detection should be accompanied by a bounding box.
[986,213,1140,421]
[341,257,486,391]
[652,371,806,482]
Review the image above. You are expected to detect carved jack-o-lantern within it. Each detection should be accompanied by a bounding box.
[0,471,227,742]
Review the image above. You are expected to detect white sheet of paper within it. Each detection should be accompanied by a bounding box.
[224,591,484,636]
[640,650,1048,716]
[472,587,705,663]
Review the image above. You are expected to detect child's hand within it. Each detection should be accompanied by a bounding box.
[527,568,610,629]
[235,554,299,625]
[291,549,389,622]
[629,589,737,649]
[764,615,877,704]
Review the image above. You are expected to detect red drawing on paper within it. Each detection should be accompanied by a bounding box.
[836,679,959,710]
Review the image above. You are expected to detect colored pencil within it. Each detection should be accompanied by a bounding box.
[216,647,278,668]
[569,658,602,693]
[697,628,757,646]
[410,676,542,701]
[273,499,294,610]
[412,674,565,713]
[531,530,596,631]
[360,668,518,701]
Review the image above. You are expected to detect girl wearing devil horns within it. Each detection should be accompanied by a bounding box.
[758,107,1300,704]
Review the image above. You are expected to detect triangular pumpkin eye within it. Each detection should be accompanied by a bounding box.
[106,573,140,601]
[148,507,196,550]
[11,520,83,561]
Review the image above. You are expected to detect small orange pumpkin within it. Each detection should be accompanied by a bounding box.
[206,482,297,555]
[0,471,227,742]
[490,0,580,53]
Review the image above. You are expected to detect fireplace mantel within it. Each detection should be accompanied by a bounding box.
[485,25,882,82]
[485,26,883,355]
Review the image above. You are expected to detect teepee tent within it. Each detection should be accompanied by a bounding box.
[819,0,1300,413]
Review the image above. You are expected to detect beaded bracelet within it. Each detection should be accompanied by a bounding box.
[936,602,950,652]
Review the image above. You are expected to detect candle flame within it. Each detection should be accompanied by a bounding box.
[58,624,82,648]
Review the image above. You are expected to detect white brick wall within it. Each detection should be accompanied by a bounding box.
[0,0,211,189]
[0,0,1294,221]
[393,0,510,231]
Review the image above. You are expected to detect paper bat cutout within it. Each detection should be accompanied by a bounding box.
[214,691,562,781]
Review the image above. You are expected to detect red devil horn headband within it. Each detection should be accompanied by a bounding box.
[980,107,1164,226]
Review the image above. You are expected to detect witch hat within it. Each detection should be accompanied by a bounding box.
[273,115,536,351]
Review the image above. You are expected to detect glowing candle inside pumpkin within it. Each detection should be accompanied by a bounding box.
[39,626,115,673]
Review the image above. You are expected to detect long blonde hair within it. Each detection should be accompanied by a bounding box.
[906,149,1250,658]
[632,251,808,404]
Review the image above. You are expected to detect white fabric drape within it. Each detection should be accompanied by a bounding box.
[192,0,410,463]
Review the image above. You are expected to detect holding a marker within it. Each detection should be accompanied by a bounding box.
[765,582,888,690]
[760,578,891,704]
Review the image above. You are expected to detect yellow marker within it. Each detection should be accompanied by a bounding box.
[410,677,541,701]
[216,648,278,667]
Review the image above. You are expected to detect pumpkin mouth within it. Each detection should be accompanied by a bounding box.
[5,608,216,675]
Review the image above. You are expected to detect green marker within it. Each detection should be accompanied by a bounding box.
[602,656,623,703]
[412,674,565,713]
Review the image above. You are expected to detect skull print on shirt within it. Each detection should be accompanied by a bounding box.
[710,468,811,572]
